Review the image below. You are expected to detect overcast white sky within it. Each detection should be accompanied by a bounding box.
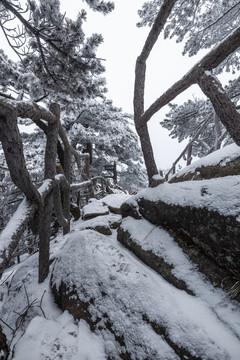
[62,0,208,170]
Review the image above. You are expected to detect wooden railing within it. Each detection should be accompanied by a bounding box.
[7,174,112,265]
[0,99,116,282]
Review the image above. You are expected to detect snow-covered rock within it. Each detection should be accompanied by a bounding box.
[82,198,109,220]
[122,176,240,277]
[78,213,122,235]
[170,143,240,183]
[102,193,131,214]
[118,217,239,299]
[51,229,240,360]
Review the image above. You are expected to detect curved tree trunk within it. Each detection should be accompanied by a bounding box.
[134,0,178,182]
[38,103,60,283]
[0,102,42,205]
[197,70,240,145]
[133,0,240,180]
[137,124,158,182]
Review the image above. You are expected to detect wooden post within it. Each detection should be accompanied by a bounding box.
[113,161,117,184]
[186,143,193,166]
[101,177,104,198]
[39,103,59,283]
[86,142,93,164]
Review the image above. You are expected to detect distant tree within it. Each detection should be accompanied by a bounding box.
[64,99,147,190]
[134,0,240,182]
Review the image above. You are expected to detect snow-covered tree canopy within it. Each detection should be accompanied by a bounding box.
[0,0,114,103]
[138,0,240,72]
[161,77,240,157]
[63,99,147,189]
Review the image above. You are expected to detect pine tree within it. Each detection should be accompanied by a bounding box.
[64,99,147,190]
[0,0,114,102]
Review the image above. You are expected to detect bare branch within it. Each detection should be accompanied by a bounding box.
[141,25,240,125]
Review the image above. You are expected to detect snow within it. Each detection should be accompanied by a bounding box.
[13,313,106,360]
[120,217,240,330]
[0,198,33,255]
[172,143,240,179]
[82,198,109,219]
[77,213,121,231]
[129,175,240,219]
[152,173,164,180]
[38,179,53,195]
[0,179,53,260]
[52,227,240,359]
[0,192,239,359]
[101,193,131,209]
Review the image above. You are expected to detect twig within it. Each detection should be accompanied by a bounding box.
[0,317,14,332]
[39,290,46,318]
[0,270,15,286]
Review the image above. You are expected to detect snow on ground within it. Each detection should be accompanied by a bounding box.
[172,143,240,179]
[0,199,32,254]
[13,313,106,360]
[0,226,107,360]
[121,217,240,335]
[82,198,109,219]
[77,213,121,230]
[0,193,239,359]
[0,180,53,258]
[51,227,240,360]
[101,193,131,209]
[128,175,240,219]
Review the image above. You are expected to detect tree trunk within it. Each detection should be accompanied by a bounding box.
[38,193,52,283]
[38,103,59,283]
[0,102,41,205]
[141,25,240,125]
[197,71,240,146]
[62,148,71,235]
[137,124,158,182]
[134,0,178,182]
[213,112,222,150]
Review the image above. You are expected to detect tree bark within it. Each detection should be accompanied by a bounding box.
[0,179,54,279]
[137,124,158,182]
[38,103,60,283]
[134,0,178,181]
[0,101,42,205]
[197,70,240,145]
[38,192,53,283]
[133,9,240,179]
[141,25,240,125]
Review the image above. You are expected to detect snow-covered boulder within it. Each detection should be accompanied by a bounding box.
[118,217,239,300]
[122,176,240,278]
[118,217,194,295]
[102,193,131,214]
[82,199,109,220]
[78,213,122,235]
[51,230,240,360]
[170,143,240,183]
